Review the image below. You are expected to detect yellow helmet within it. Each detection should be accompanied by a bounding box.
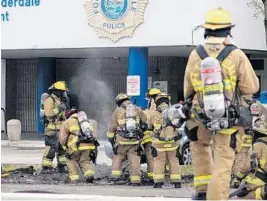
[202,7,235,30]
[115,93,129,104]
[148,88,161,96]
[48,81,68,91]
[146,88,161,100]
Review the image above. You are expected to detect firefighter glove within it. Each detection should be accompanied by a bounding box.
[108,138,115,146]
[151,146,158,157]
[112,145,118,155]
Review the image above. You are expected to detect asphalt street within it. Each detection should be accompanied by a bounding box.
[1,183,194,199]
[1,193,193,201]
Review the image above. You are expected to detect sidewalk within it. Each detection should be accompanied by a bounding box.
[1,140,112,170]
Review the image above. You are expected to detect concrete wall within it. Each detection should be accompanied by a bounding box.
[2,0,266,50]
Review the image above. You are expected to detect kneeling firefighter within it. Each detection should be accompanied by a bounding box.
[231,95,256,188]
[59,108,99,183]
[183,8,259,200]
[150,93,182,188]
[107,93,148,185]
[231,101,267,200]
[41,81,69,173]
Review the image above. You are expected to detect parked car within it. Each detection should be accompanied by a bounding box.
[177,123,192,165]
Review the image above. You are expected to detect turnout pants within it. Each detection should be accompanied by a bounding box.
[111,144,141,184]
[66,149,94,181]
[191,126,238,200]
[144,142,154,180]
[153,150,181,183]
[42,131,66,168]
[232,128,253,186]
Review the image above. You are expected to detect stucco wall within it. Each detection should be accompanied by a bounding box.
[2,0,266,50]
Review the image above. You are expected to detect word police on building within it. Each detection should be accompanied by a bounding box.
[85,0,148,42]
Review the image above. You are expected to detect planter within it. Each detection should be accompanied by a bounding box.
[7,119,21,141]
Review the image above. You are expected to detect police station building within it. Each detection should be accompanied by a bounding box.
[1,0,267,137]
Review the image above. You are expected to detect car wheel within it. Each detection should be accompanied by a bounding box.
[182,143,192,165]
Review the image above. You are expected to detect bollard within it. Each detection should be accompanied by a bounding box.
[7,119,21,141]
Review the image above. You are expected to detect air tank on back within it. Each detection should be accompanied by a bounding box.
[200,57,225,120]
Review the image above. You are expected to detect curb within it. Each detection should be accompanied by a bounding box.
[1,141,44,148]
[1,140,106,149]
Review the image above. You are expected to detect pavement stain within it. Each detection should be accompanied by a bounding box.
[1,164,194,187]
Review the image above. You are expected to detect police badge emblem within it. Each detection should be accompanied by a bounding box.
[84,0,148,42]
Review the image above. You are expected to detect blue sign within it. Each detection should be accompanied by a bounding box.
[101,0,127,20]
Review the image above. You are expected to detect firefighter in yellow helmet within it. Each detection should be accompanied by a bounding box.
[183,8,259,200]
[107,93,147,185]
[147,88,161,111]
[59,108,99,183]
[233,101,267,200]
[140,88,161,182]
[149,93,182,188]
[41,81,69,173]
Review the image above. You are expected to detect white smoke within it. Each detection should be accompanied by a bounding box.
[69,58,114,139]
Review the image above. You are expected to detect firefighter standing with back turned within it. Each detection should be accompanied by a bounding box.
[184,8,259,200]
[41,81,69,173]
[141,88,161,182]
[150,93,182,188]
[59,108,99,183]
[234,101,267,200]
[107,93,147,185]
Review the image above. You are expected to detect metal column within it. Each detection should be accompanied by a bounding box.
[128,47,148,109]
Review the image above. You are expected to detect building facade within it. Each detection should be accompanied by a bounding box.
[1,0,267,137]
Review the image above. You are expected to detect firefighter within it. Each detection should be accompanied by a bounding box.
[41,81,69,173]
[140,110,154,183]
[234,101,267,200]
[231,95,255,188]
[183,8,259,200]
[146,88,161,111]
[149,93,182,188]
[59,108,98,183]
[141,88,161,182]
[107,93,147,185]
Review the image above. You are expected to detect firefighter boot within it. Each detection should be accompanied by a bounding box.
[191,192,207,200]
[147,179,154,185]
[64,176,79,184]
[174,182,181,188]
[153,182,163,188]
[58,165,67,174]
[85,176,94,183]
